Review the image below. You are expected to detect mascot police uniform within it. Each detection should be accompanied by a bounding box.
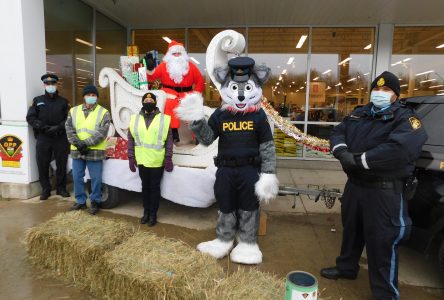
[176,57,279,264]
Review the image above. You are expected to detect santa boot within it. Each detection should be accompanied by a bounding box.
[172,128,180,143]
[197,211,236,259]
[230,209,262,264]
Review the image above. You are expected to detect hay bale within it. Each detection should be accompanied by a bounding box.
[25,211,134,289]
[208,268,285,300]
[95,231,224,300]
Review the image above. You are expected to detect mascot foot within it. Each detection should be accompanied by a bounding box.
[230,242,263,264]
[197,238,234,259]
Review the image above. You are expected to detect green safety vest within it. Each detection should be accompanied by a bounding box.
[70,104,108,151]
[129,113,171,167]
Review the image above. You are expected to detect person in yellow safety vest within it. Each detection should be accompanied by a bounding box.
[127,92,174,227]
[65,85,111,215]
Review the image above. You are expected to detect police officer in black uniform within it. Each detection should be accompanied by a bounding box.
[26,74,70,200]
[321,71,428,300]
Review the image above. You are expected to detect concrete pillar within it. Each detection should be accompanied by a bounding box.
[374,24,394,79]
[0,0,46,197]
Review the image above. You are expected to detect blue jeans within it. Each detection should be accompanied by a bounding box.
[72,158,103,204]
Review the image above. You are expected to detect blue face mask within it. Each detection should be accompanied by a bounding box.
[370,91,393,108]
[85,96,97,105]
[45,85,57,94]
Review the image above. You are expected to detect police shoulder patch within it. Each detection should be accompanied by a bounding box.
[409,116,421,130]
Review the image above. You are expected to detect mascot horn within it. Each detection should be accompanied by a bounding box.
[175,30,279,265]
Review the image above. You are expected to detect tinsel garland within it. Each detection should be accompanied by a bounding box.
[261,98,331,153]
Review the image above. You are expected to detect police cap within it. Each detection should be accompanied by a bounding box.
[142,92,156,102]
[41,73,58,84]
[228,57,255,82]
[370,71,400,97]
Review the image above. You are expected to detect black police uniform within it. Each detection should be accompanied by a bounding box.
[209,108,273,213]
[330,101,427,300]
[26,76,70,196]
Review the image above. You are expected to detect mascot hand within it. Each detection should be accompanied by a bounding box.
[255,173,279,204]
[174,92,205,121]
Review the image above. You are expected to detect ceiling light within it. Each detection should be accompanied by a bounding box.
[279,76,283,81]
[46,70,55,74]
[364,44,371,50]
[335,82,342,86]
[77,68,92,73]
[296,35,308,48]
[338,57,352,65]
[414,88,418,91]
[322,69,332,75]
[313,77,319,81]
[281,69,287,75]
[287,57,295,65]
[292,81,295,84]
[276,82,280,85]
[75,38,102,50]
[400,84,408,87]
[364,72,369,76]
[46,61,55,65]
[347,77,356,82]
[436,44,444,49]
[77,76,88,79]
[420,79,436,83]
[436,93,444,95]
[45,48,50,52]
[429,84,444,88]
[326,86,331,90]
[76,57,92,63]
[190,57,200,64]
[162,36,172,43]
[416,70,434,76]
[402,58,412,62]
[346,91,352,93]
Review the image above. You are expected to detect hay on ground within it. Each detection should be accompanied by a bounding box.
[207,267,285,300]
[94,231,225,300]
[25,211,134,289]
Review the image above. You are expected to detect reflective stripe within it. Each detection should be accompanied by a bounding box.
[389,194,405,299]
[133,114,165,150]
[332,143,347,152]
[74,105,104,136]
[72,106,78,127]
[361,152,370,170]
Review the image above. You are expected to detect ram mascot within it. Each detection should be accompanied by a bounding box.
[175,30,279,264]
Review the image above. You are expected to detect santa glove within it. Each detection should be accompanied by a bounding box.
[255,173,279,204]
[129,157,137,172]
[145,53,155,71]
[164,157,174,172]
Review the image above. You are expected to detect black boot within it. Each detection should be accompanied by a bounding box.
[40,189,51,200]
[320,267,357,280]
[70,202,87,210]
[172,128,180,143]
[56,189,70,198]
[147,215,157,227]
[140,210,149,224]
[89,201,100,215]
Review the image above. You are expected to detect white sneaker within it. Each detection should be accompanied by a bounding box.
[196,238,234,259]
[230,242,263,264]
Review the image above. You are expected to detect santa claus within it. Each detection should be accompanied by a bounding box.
[146,41,205,142]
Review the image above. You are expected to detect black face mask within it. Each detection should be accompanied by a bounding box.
[143,102,156,113]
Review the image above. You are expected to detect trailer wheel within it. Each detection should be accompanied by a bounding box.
[99,183,121,209]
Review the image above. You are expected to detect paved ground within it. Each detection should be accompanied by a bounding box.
[0,168,443,299]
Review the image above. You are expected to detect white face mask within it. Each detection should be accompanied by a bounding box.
[84,96,97,105]
[45,85,57,94]
[370,91,393,108]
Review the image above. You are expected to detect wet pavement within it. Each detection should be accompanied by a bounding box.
[1,195,443,300]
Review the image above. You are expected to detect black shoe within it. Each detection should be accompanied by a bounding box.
[147,216,157,227]
[320,267,357,280]
[140,214,149,224]
[40,189,51,200]
[70,203,87,210]
[56,189,70,198]
[89,201,100,215]
[172,128,180,143]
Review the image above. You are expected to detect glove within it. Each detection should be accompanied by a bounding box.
[46,125,61,136]
[164,157,174,172]
[255,173,279,204]
[145,53,155,71]
[129,157,137,172]
[335,149,357,171]
[75,141,89,155]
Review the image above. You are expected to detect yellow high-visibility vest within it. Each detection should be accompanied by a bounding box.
[70,104,108,151]
[129,113,170,167]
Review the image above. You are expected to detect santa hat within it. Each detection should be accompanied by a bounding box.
[167,40,185,53]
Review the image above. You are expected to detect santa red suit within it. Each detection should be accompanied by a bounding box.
[147,41,204,141]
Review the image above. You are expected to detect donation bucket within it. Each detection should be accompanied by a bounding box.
[284,271,318,300]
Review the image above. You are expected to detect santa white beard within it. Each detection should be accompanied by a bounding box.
[164,48,190,84]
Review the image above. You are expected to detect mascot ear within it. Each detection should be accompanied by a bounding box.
[213,66,230,84]
[254,65,271,86]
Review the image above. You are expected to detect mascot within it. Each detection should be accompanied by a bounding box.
[176,44,279,264]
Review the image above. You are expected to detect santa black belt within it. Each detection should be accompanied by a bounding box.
[214,156,261,167]
[163,85,193,92]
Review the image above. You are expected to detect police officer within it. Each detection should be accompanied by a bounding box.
[321,71,428,300]
[127,92,174,227]
[26,74,70,200]
[65,85,110,215]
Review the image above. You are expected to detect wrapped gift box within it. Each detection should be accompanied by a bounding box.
[106,137,128,160]
[126,45,139,57]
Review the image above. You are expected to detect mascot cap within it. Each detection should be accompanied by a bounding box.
[228,57,255,82]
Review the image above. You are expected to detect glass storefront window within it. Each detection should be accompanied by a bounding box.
[391,26,444,98]
[133,29,185,56]
[188,28,247,107]
[44,0,93,106]
[95,12,126,111]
